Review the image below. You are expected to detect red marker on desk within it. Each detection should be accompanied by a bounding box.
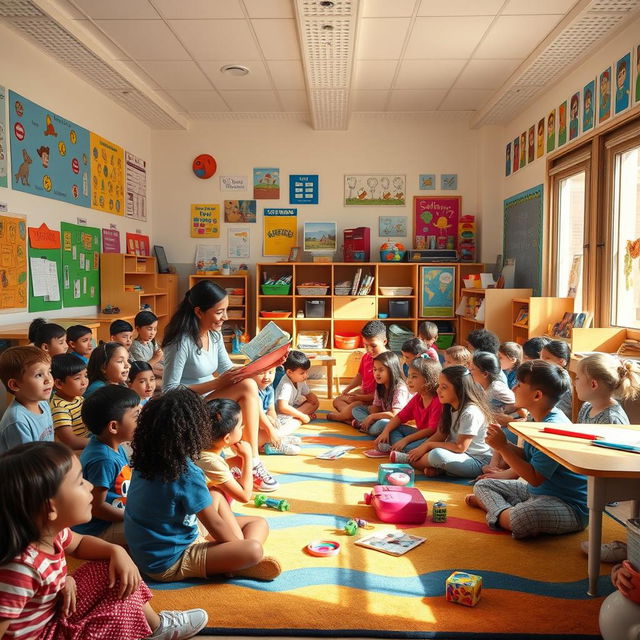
[541,427,601,441]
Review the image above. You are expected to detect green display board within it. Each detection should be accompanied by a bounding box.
[61,222,101,308]
[28,244,63,313]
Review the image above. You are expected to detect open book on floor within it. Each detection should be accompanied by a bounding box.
[354,530,426,556]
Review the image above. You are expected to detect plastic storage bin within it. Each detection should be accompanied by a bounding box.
[261,283,291,295]
[389,300,410,318]
[334,332,362,349]
[305,300,326,318]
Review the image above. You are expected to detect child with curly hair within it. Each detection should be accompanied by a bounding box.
[125,388,281,583]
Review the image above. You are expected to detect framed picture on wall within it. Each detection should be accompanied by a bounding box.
[344,174,405,205]
[303,222,337,253]
[413,196,461,250]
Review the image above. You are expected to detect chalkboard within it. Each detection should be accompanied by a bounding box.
[503,185,543,296]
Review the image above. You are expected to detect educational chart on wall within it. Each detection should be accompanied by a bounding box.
[503,185,543,296]
[191,204,220,237]
[263,208,297,256]
[9,91,90,207]
[125,151,147,221]
[61,222,100,308]
[0,86,7,188]
[90,132,124,215]
[413,196,461,250]
[28,223,62,313]
[289,174,318,204]
[420,266,455,317]
[0,214,27,311]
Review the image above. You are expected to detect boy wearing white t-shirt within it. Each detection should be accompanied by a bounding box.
[275,351,319,433]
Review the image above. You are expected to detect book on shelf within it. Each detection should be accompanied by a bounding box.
[351,268,362,295]
[354,530,426,556]
[358,273,374,295]
[514,307,529,327]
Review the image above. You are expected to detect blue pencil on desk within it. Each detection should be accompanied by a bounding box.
[591,440,640,454]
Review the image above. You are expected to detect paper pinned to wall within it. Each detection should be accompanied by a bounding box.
[29,257,61,302]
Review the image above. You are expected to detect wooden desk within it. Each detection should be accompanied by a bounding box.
[0,320,100,346]
[509,421,640,596]
[70,314,137,343]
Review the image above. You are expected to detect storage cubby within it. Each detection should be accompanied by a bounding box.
[511,296,575,344]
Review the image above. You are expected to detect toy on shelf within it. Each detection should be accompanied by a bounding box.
[432,501,447,522]
[458,215,476,262]
[254,494,289,511]
[364,485,427,524]
[378,463,415,487]
[446,571,482,607]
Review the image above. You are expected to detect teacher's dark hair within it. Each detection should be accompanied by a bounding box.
[162,279,228,350]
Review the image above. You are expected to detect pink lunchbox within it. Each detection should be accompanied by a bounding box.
[364,485,428,524]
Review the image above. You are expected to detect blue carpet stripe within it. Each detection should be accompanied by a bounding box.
[148,567,614,599]
[270,470,472,486]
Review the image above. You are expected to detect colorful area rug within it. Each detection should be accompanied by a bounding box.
[148,411,621,638]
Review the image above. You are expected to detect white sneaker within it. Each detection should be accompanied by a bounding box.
[580,539,627,563]
[229,466,241,480]
[281,435,302,446]
[147,608,208,639]
[253,460,279,492]
[390,450,410,464]
[264,441,301,455]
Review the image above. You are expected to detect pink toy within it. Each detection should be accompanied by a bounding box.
[364,485,427,524]
[388,472,411,486]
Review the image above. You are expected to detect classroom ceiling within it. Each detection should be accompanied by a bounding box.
[2,0,640,129]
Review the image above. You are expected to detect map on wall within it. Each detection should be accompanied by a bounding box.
[90,132,125,215]
[9,90,90,207]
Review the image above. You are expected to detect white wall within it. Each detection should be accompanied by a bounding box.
[0,22,152,324]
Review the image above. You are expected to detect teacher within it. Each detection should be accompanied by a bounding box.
[162,280,278,492]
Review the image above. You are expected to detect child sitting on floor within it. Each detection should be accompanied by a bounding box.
[109,320,134,352]
[29,318,68,356]
[130,310,164,378]
[522,336,550,361]
[275,351,319,428]
[469,360,588,539]
[400,337,428,376]
[85,342,130,397]
[443,345,472,368]
[498,341,523,389]
[470,351,515,414]
[128,361,157,406]
[540,340,573,419]
[417,321,439,361]
[66,324,94,364]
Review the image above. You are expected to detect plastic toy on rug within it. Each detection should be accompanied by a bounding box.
[343,517,374,536]
[254,495,289,511]
[432,501,447,522]
[378,463,415,487]
[446,572,482,607]
[306,540,341,557]
[364,485,427,524]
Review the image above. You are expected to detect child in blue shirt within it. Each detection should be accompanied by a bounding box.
[0,346,54,453]
[469,360,588,539]
[66,324,94,364]
[74,385,141,546]
[125,387,281,583]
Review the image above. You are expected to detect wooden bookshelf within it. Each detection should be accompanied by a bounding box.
[511,297,574,344]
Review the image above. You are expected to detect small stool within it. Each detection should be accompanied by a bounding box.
[309,355,337,399]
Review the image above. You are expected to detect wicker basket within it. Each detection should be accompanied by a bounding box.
[228,295,244,305]
[297,285,329,296]
[334,286,352,295]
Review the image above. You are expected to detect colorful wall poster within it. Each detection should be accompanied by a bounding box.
[519,132,526,167]
[419,174,435,190]
[635,44,640,103]
[289,174,318,204]
[527,125,535,163]
[9,91,90,207]
[558,101,567,146]
[536,118,544,158]
[195,244,221,272]
[420,266,455,317]
[0,87,6,188]
[28,224,62,313]
[345,174,405,205]
[413,196,461,251]
[253,167,279,199]
[125,232,150,256]
[0,214,27,311]
[228,227,250,259]
[583,79,595,133]
[125,151,147,221]
[546,109,556,153]
[615,52,631,114]
[102,227,121,253]
[303,222,336,253]
[569,92,580,141]
[190,204,220,237]
[512,136,519,173]
[220,175,248,192]
[90,133,124,215]
[441,174,458,190]
[379,216,407,237]
[263,208,297,256]
[224,200,256,223]
[599,67,612,124]
[505,142,511,177]
[60,222,100,308]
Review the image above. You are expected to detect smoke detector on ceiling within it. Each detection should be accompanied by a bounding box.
[220,64,250,76]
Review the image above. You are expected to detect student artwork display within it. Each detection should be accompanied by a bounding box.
[569,92,580,141]
[224,200,256,223]
[220,175,247,191]
[9,91,90,207]
[599,67,612,124]
[60,222,100,308]
[228,227,250,259]
[194,244,221,272]
[505,142,511,177]
[379,216,407,238]
[519,132,526,167]
[536,118,544,158]
[344,174,405,205]
[101,228,121,253]
[546,109,556,153]
[419,174,435,190]
[512,136,519,173]
[90,132,124,215]
[441,174,458,190]
[303,222,337,252]
[263,208,297,257]
[125,233,150,256]
[253,168,279,199]
[125,151,147,221]
[527,125,535,163]
[0,87,6,188]
[636,44,640,103]
[615,52,631,114]
[191,204,220,237]
[413,196,461,251]
[0,214,27,311]
[28,223,62,312]
[558,101,567,146]
[289,174,318,204]
[420,266,455,317]
[583,79,595,133]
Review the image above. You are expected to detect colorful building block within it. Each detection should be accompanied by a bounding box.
[377,463,415,487]
[445,571,482,607]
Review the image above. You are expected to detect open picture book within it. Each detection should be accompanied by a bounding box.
[230,322,291,380]
[354,530,426,556]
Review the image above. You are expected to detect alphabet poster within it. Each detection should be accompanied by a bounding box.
[9,90,90,207]
[0,214,27,311]
[90,132,125,215]
[263,208,297,256]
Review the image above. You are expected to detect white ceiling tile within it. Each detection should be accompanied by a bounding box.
[244,0,294,19]
[73,19,130,59]
[358,18,411,59]
[352,91,390,111]
[137,60,212,90]
[395,59,466,89]
[118,60,162,88]
[200,60,272,90]
[405,16,493,59]
[252,19,301,59]
[439,88,493,110]
[418,0,503,16]
[454,58,521,89]
[502,0,578,15]
[153,90,188,112]
[72,0,160,19]
[94,19,190,60]
[362,0,417,18]
[167,90,229,111]
[473,15,564,59]
[151,0,244,19]
[168,20,260,60]
[388,89,447,110]
[267,60,306,90]
[278,91,308,111]
[219,91,282,111]
[354,61,398,90]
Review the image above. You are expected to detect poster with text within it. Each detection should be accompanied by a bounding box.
[191,204,220,237]
[289,174,318,204]
[228,227,250,259]
[102,228,121,253]
[125,232,150,256]
[90,132,125,215]
[0,214,27,311]
[413,196,461,250]
[125,151,147,221]
[61,222,100,308]
[9,90,90,207]
[0,87,6,188]
[263,208,297,256]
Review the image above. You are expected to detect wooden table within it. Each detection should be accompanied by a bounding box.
[509,421,640,596]
[70,314,137,343]
[310,355,338,399]
[0,319,100,346]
